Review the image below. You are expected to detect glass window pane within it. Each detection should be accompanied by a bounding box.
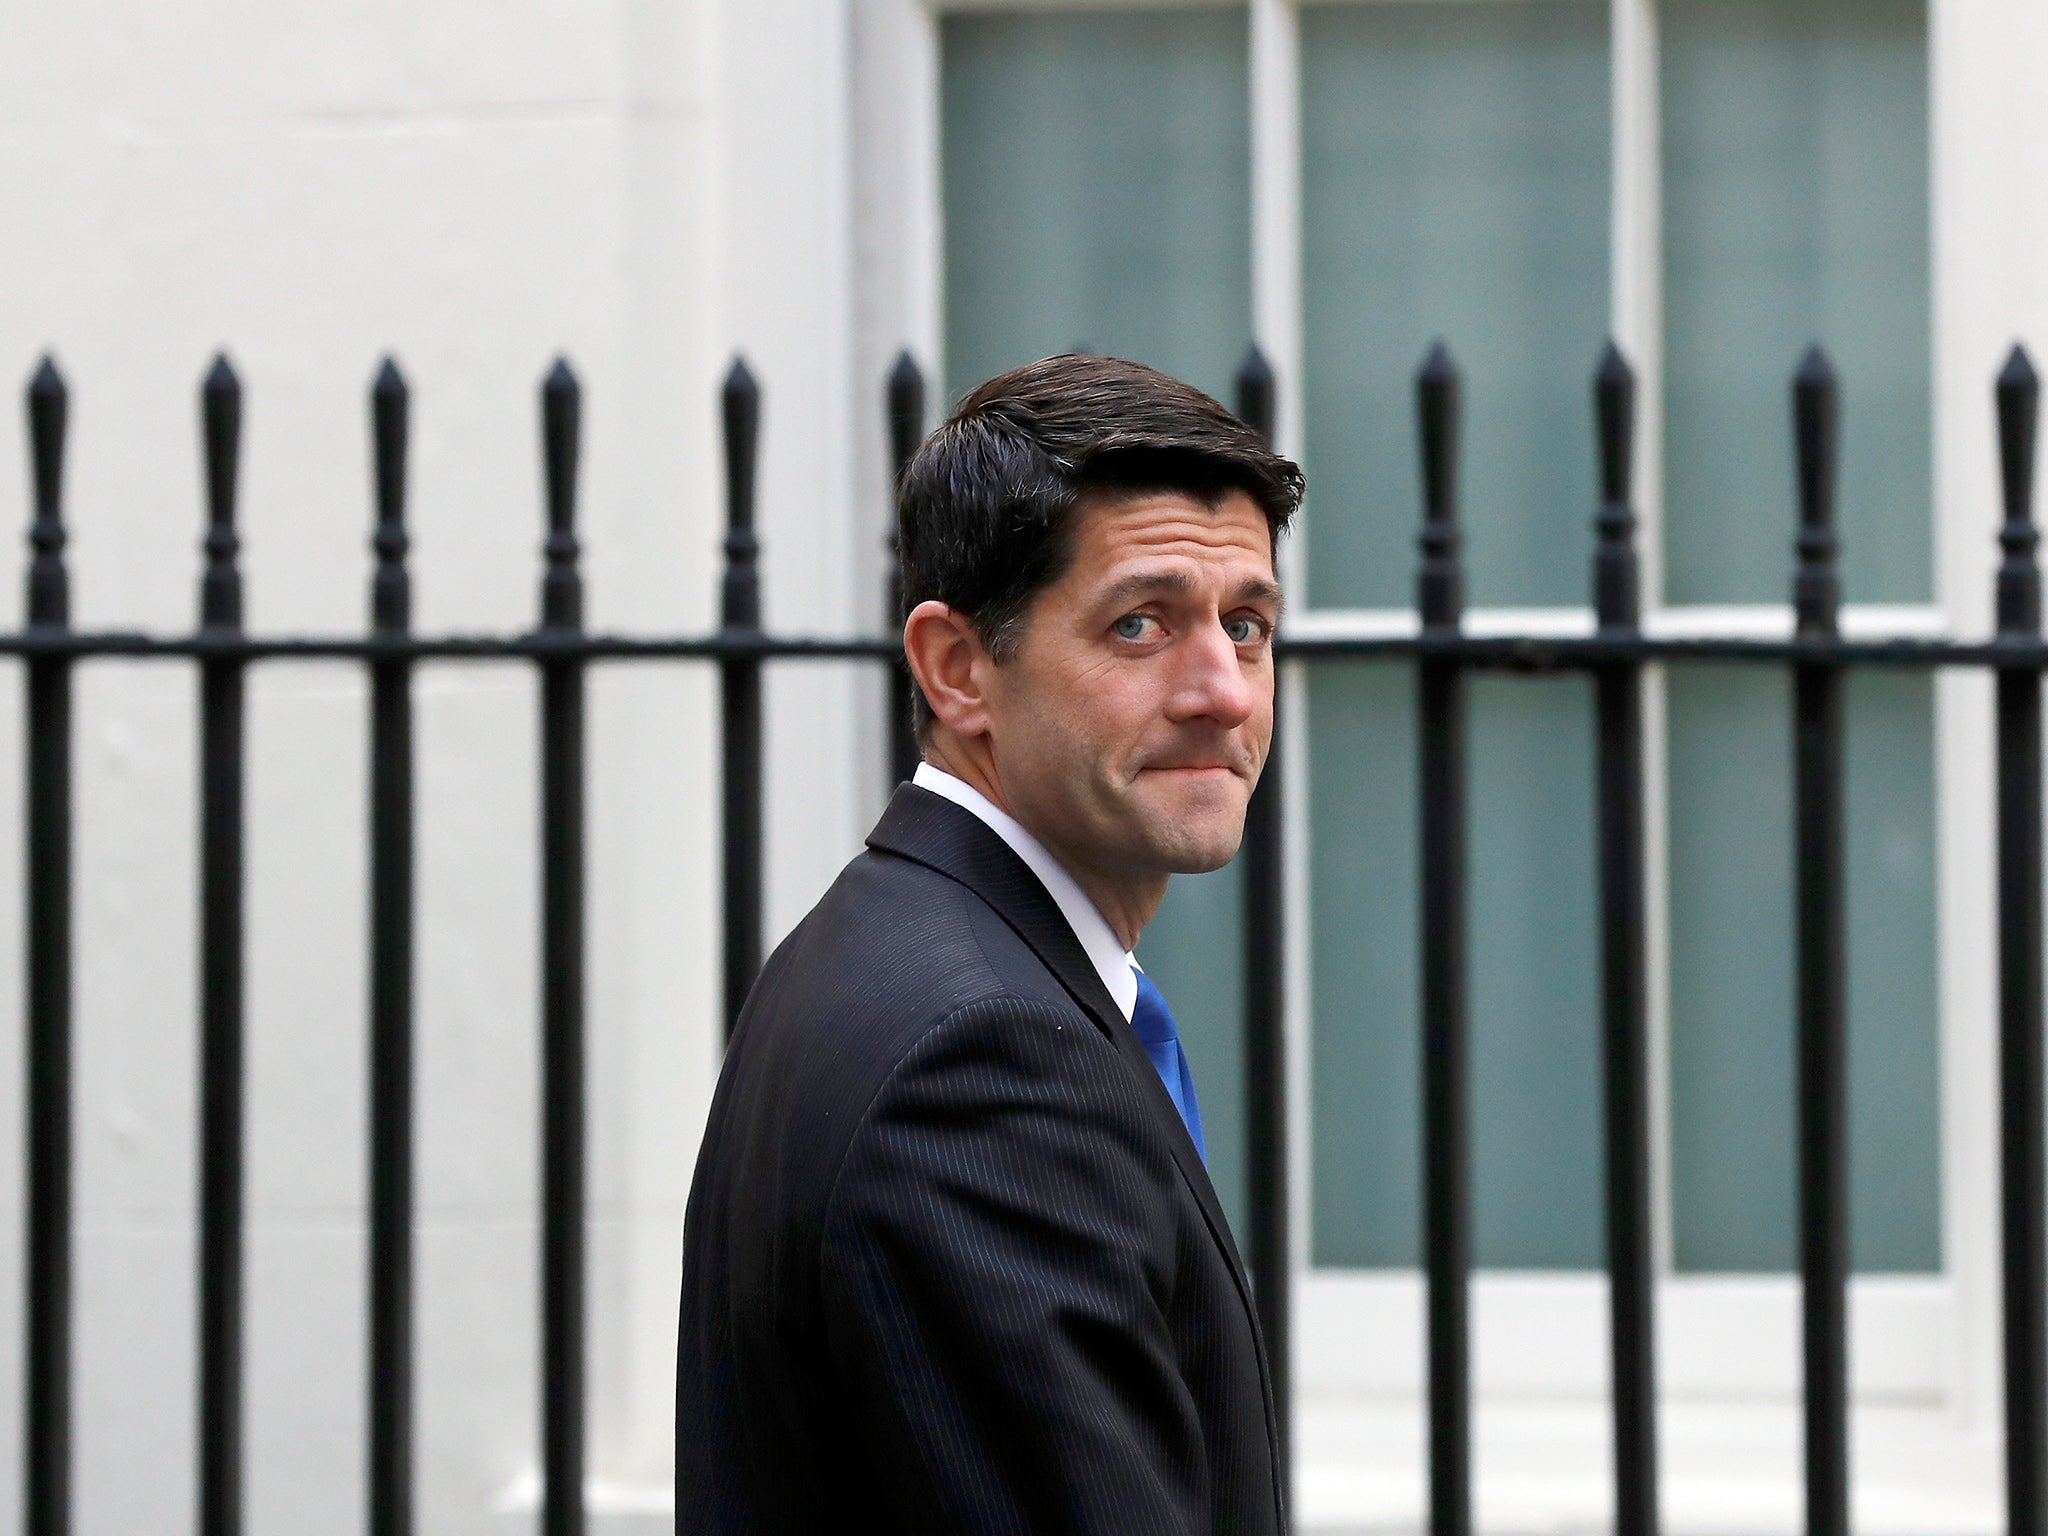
[1667,667,1939,1272]
[1309,665,1417,1266]
[1662,0,1931,603]
[1300,2,1610,610]
[941,7,1254,1230]
[1310,666,1602,1269]
[1140,871,1247,1227]
[941,9,1251,404]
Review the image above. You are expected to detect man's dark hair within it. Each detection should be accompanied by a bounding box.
[897,352,1304,741]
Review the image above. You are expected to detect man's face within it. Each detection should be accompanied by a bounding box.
[983,489,1281,882]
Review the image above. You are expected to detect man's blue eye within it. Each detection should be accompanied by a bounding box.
[1225,617,1260,643]
[1114,614,1150,640]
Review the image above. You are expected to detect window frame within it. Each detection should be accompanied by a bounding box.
[850,0,2000,1518]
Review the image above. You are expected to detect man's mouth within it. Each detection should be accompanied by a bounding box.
[1139,761,1246,779]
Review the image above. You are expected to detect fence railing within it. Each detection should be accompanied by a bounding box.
[10,338,2048,1536]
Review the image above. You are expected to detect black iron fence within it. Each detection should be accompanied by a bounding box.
[9,337,2048,1536]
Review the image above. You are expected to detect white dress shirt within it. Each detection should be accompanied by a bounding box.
[911,762,1138,1023]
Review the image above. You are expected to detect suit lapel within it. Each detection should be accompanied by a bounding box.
[866,786,1264,1315]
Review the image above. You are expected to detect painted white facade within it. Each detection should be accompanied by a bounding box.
[1,2,750,1531]
[5,1,2048,1532]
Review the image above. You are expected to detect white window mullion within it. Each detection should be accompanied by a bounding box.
[1609,0,1676,1283]
[1610,0,1662,609]
[1250,0,1320,1284]
[1250,0,1304,472]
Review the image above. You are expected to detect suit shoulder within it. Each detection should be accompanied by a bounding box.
[751,844,1075,1038]
[700,848,1088,1206]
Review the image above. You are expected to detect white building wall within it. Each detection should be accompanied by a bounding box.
[0,1,857,1530]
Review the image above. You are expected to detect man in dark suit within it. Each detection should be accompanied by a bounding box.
[677,353,1303,1534]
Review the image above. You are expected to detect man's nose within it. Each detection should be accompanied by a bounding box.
[1169,619,1258,728]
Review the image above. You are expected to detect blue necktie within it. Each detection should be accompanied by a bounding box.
[1129,968,1206,1162]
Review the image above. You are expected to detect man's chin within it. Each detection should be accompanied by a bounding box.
[1128,786,1249,873]
[1161,838,1242,875]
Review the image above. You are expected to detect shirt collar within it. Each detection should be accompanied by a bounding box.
[911,763,1138,1022]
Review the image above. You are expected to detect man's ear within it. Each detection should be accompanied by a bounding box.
[903,600,996,742]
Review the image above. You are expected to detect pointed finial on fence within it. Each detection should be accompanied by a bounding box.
[886,351,925,489]
[884,350,924,597]
[200,352,243,631]
[1593,341,1639,632]
[1792,345,1840,639]
[722,355,761,633]
[1416,342,1462,632]
[25,354,68,628]
[540,356,582,631]
[884,349,924,632]
[371,356,410,635]
[1998,344,2040,638]
[1236,343,1276,445]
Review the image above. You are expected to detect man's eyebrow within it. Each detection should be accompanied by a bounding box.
[1094,569,1286,613]
[1235,576,1286,616]
[1095,569,1198,608]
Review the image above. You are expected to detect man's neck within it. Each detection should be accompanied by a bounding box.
[920,740,1164,951]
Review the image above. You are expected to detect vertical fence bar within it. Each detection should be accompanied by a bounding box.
[23,356,71,1536]
[1415,342,1471,1536]
[1591,342,1659,1536]
[1234,343,1290,1472]
[538,358,586,1536]
[885,352,924,788]
[1995,343,2045,1536]
[197,353,246,1536]
[367,357,415,1536]
[720,359,763,1037]
[1790,346,1848,1536]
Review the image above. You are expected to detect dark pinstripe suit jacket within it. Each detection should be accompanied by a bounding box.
[676,784,1284,1535]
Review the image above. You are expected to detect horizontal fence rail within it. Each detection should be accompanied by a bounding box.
[10,338,2048,1536]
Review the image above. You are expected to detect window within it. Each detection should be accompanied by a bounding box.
[940,7,1259,1218]
[882,0,1959,1499]
[1300,0,1612,1269]
[1659,0,1937,1272]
